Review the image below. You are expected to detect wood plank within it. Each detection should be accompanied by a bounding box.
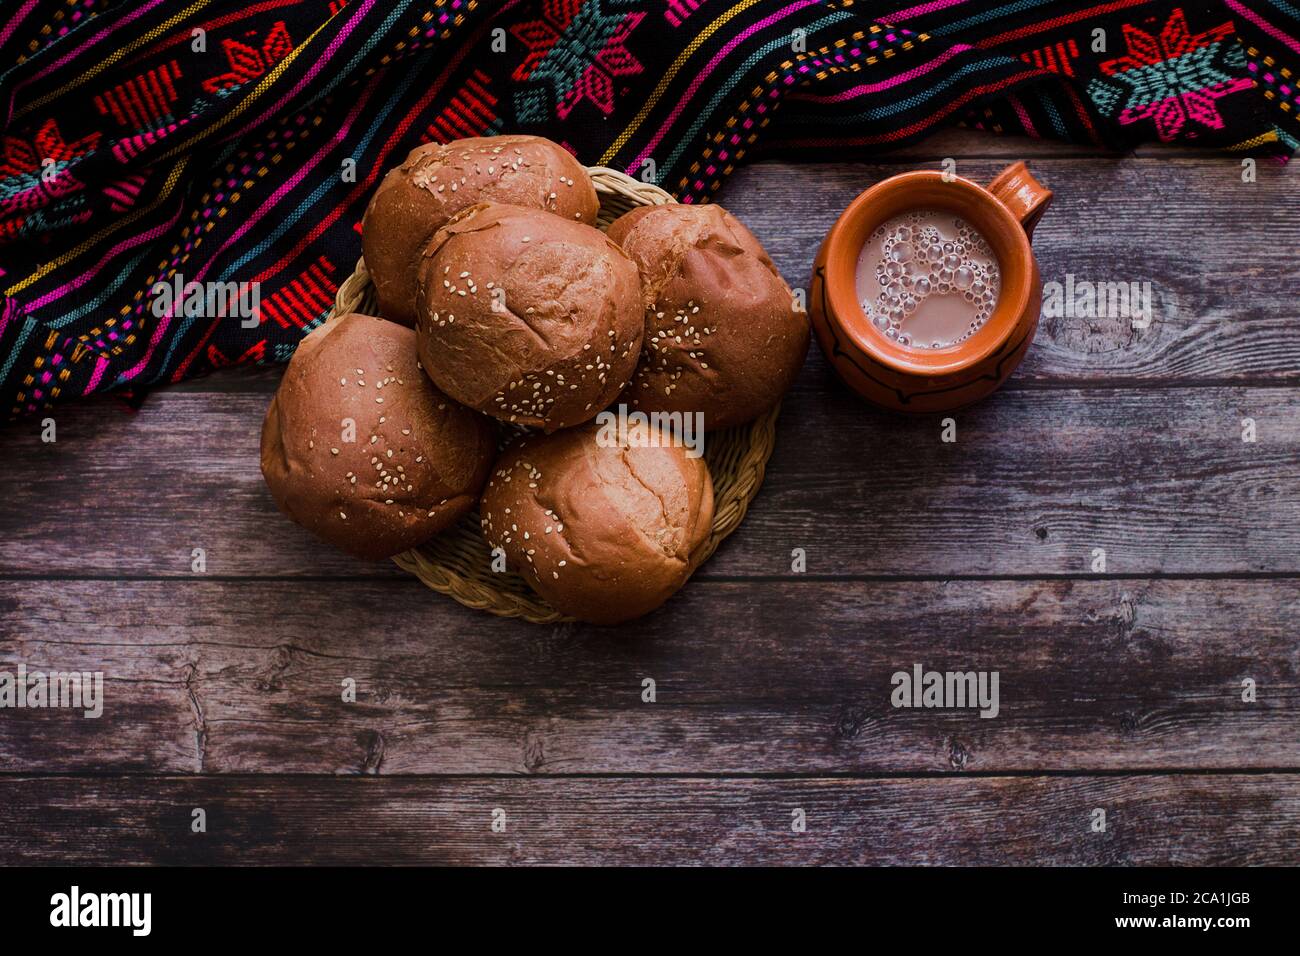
[724,157,1300,384]
[0,774,1293,865]
[168,363,283,394]
[3,579,1295,774]
[2,386,1296,577]
[0,390,399,579]
[747,382,1300,576]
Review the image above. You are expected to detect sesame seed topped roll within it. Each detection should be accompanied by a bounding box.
[362,135,598,327]
[607,203,809,430]
[480,422,714,625]
[414,202,643,432]
[260,313,495,560]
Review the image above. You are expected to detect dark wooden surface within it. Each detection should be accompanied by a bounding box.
[1,130,1297,865]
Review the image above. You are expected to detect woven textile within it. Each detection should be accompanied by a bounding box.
[1,0,1295,418]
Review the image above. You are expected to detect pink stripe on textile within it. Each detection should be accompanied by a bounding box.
[0,299,18,339]
[30,207,185,310]
[1225,0,1300,55]
[32,0,167,80]
[628,0,822,173]
[785,43,974,102]
[113,313,173,385]
[883,0,971,22]
[114,78,376,383]
[1009,92,1037,137]
[83,354,111,394]
[220,0,376,146]
[0,0,41,49]
[5,0,167,128]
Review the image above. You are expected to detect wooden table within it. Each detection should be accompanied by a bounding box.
[2,131,1297,865]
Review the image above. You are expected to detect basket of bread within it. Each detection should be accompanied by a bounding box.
[260,135,808,624]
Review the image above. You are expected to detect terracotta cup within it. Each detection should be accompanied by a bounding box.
[809,161,1052,413]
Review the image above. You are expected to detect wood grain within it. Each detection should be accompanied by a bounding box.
[2,578,1295,774]
[3,386,1296,577]
[2,145,1296,867]
[0,775,1293,865]
[724,157,1300,385]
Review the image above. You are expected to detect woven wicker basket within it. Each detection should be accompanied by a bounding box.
[329,166,779,623]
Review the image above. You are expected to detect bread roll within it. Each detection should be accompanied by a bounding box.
[414,202,643,432]
[261,312,495,560]
[480,423,714,624]
[362,135,598,326]
[607,204,808,430]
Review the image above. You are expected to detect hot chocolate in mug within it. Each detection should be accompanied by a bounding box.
[810,161,1052,413]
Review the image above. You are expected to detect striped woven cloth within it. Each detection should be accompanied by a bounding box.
[1,0,1296,418]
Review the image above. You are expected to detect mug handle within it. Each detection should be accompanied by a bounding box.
[988,161,1052,239]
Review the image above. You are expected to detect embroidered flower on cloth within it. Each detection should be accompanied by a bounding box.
[1086,8,1254,141]
[510,0,645,122]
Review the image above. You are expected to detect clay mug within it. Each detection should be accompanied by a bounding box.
[809,161,1052,413]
